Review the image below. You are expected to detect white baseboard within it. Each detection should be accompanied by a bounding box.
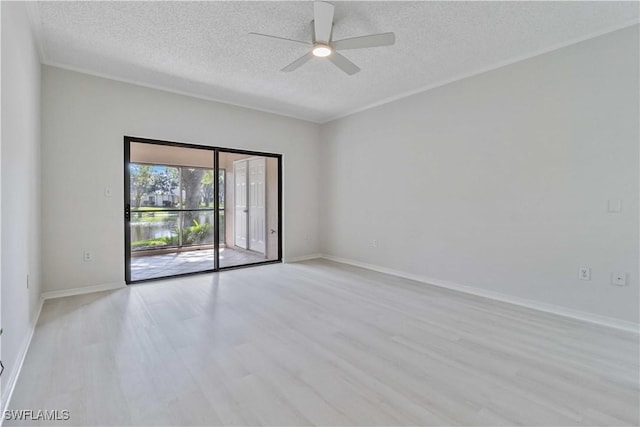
[41,281,126,300]
[320,254,639,334]
[1,298,44,421]
[284,253,322,263]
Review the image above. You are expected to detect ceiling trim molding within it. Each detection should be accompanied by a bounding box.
[40,60,321,124]
[24,2,46,62]
[321,19,640,124]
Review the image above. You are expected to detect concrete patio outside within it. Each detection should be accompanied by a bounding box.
[130,247,267,281]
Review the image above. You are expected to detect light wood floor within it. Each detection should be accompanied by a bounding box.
[7,259,639,426]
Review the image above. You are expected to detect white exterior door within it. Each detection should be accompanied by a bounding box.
[248,158,266,254]
[234,160,248,249]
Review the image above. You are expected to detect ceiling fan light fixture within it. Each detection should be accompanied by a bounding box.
[312,44,332,57]
[252,1,395,74]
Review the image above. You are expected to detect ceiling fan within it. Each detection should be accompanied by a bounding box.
[249,1,396,76]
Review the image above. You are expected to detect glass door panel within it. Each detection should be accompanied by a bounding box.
[218,151,280,269]
[127,142,215,282]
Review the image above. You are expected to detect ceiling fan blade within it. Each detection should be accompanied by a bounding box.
[328,52,360,75]
[332,32,396,50]
[281,52,314,72]
[249,32,311,46]
[314,1,334,43]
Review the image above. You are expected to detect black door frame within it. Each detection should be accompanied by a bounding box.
[124,136,283,284]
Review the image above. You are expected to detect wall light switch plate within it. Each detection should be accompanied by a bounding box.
[608,199,622,213]
[612,272,627,286]
[104,187,113,197]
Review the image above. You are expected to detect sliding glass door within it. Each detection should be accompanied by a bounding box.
[124,137,281,283]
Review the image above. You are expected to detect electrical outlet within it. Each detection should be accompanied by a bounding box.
[83,251,93,262]
[578,267,591,280]
[372,239,378,248]
[612,272,627,286]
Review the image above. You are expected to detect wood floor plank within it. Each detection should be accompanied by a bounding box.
[5,259,639,426]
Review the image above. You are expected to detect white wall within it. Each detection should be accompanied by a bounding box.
[1,1,42,404]
[41,66,320,292]
[320,25,639,324]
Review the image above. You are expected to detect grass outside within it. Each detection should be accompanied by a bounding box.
[132,237,175,249]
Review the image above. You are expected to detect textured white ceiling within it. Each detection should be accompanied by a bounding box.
[33,1,639,123]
